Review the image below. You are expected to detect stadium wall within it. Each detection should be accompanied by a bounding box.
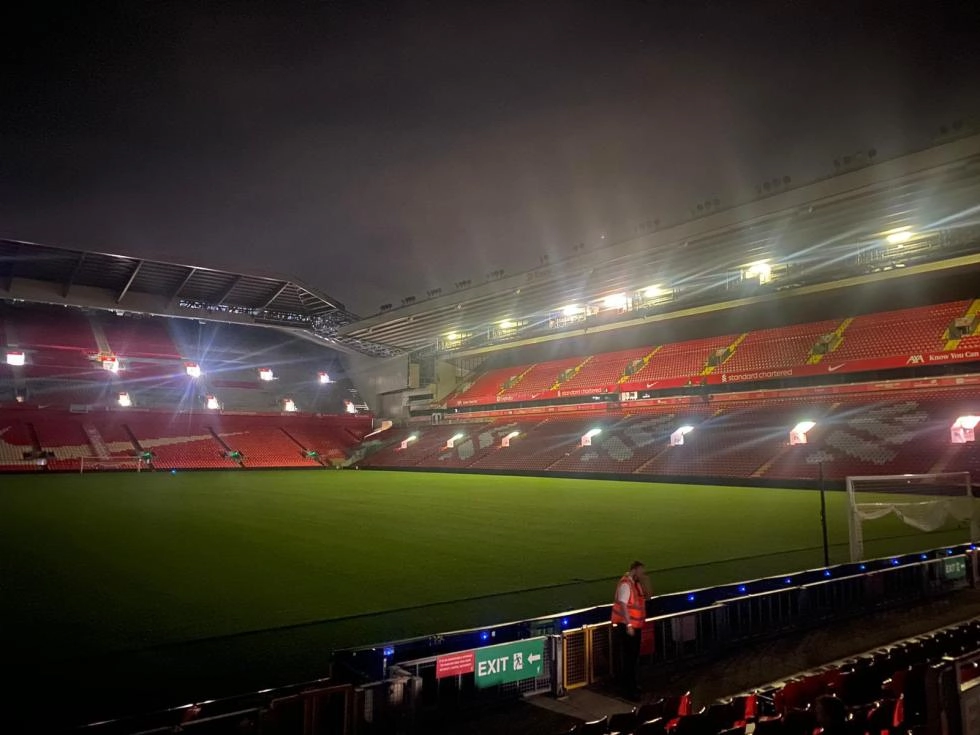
[342,352,411,418]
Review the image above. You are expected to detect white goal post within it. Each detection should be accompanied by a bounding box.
[79,456,145,473]
[846,471,978,562]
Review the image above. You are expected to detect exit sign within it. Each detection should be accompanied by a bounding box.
[473,638,545,689]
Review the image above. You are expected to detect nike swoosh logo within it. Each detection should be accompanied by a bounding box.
[827,364,845,372]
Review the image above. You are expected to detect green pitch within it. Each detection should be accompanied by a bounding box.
[0,470,967,718]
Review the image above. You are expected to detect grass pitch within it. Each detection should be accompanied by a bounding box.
[0,470,967,719]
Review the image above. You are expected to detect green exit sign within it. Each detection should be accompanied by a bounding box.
[474,638,545,688]
[943,556,967,581]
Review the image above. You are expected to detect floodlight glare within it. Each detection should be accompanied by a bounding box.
[102,356,119,373]
[956,416,980,430]
[643,285,664,299]
[283,398,297,412]
[562,305,583,316]
[5,351,25,366]
[205,395,220,410]
[117,392,132,407]
[744,261,772,282]
[258,367,275,381]
[790,420,816,445]
[886,228,913,245]
[670,425,694,446]
[185,362,202,378]
[603,293,628,309]
[584,428,602,439]
[499,320,516,330]
[445,332,459,342]
[318,371,331,384]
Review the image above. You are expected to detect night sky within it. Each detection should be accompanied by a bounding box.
[2,1,979,314]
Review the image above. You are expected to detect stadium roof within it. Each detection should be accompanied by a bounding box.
[338,131,980,352]
[0,240,398,357]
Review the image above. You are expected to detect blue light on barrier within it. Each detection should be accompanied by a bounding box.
[891,558,900,566]
[738,585,747,594]
[480,631,489,642]
[859,564,867,571]
[784,577,792,585]
[687,594,695,602]
[383,646,394,658]
[561,617,569,628]
[823,570,831,578]
[947,549,955,555]
[920,554,928,560]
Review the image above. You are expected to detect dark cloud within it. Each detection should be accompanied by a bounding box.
[2,1,979,313]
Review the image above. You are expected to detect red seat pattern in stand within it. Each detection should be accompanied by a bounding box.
[101,318,181,358]
[33,416,92,471]
[452,366,529,404]
[830,302,969,361]
[11,309,98,352]
[222,428,320,468]
[556,348,650,393]
[363,425,472,468]
[721,320,839,373]
[0,418,36,470]
[468,417,596,471]
[497,357,583,400]
[627,335,736,387]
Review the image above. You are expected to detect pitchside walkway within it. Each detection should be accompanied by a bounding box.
[416,588,980,735]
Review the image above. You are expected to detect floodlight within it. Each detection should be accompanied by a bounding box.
[318,371,331,384]
[283,398,297,412]
[562,305,583,316]
[670,425,694,446]
[102,356,119,373]
[5,351,25,366]
[951,415,979,444]
[259,367,275,381]
[643,285,664,299]
[790,420,816,445]
[205,395,220,410]
[117,392,132,407]
[344,400,358,414]
[886,228,913,245]
[185,362,202,378]
[602,293,628,309]
[445,332,459,342]
[499,320,516,330]
[744,261,772,283]
[956,416,980,430]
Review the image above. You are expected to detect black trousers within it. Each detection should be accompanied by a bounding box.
[613,624,641,695]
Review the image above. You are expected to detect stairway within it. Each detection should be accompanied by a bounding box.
[82,422,111,459]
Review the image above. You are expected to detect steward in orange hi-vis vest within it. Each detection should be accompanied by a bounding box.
[611,573,646,628]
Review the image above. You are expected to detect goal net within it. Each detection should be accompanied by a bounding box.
[847,472,978,561]
[79,456,145,473]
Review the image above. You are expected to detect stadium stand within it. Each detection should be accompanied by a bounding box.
[448,300,980,409]
[361,388,980,482]
[828,301,970,361]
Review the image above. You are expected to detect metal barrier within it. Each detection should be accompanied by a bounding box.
[81,546,976,734]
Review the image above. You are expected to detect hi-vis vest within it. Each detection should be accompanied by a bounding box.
[610,574,646,628]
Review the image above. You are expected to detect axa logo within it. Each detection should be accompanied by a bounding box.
[906,354,924,365]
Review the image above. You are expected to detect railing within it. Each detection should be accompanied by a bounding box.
[80,544,976,734]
